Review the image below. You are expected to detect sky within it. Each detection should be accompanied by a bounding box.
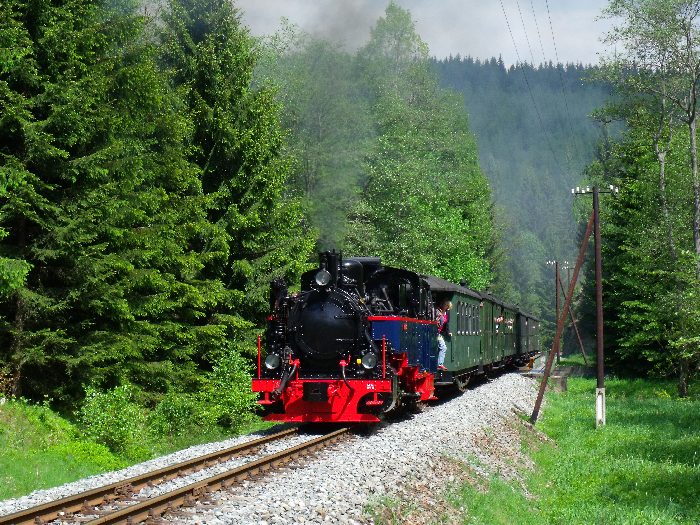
[236,0,614,66]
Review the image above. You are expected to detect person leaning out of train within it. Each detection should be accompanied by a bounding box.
[436,300,452,370]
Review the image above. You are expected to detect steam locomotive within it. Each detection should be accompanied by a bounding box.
[252,251,539,423]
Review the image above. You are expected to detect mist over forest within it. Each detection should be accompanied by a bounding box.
[434,57,612,313]
[256,18,612,330]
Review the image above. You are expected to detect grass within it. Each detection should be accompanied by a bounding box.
[0,398,124,500]
[452,378,700,525]
[368,377,700,524]
[557,352,595,367]
[0,398,273,501]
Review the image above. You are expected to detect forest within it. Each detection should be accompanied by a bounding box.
[0,0,497,447]
[1,0,699,456]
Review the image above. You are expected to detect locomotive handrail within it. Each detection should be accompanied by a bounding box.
[367,315,438,325]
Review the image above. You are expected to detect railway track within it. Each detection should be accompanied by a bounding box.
[0,426,351,525]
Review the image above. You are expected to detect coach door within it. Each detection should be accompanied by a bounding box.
[479,300,490,368]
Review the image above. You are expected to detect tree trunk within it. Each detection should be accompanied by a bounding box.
[656,149,677,262]
[9,293,25,398]
[9,219,27,398]
[678,356,689,398]
[690,117,700,279]
[653,97,677,262]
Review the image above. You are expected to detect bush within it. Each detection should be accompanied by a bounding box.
[77,385,148,458]
[52,440,126,472]
[199,347,258,431]
[148,392,212,438]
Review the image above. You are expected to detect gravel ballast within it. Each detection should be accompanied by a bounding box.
[0,373,538,524]
[0,426,310,517]
[178,373,537,525]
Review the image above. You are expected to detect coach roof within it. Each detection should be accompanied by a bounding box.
[420,274,482,300]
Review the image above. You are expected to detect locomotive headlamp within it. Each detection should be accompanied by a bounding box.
[265,354,282,370]
[315,269,332,286]
[361,352,378,369]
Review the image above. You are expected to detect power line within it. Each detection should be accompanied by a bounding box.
[515,0,538,67]
[526,0,579,171]
[529,0,549,64]
[516,0,575,173]
[499,0,567,176]
[543,0,585,163]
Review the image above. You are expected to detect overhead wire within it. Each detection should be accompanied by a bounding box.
[515,0,576,171]
[529,0,578,146]
[499,0,567,175]
[543,0,586,165]
[516,0,575,173]
[515,0,538,67]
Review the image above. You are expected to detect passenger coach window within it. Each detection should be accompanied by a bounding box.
[456,301,462,335]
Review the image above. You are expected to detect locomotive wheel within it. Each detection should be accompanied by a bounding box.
[455,374,471,392]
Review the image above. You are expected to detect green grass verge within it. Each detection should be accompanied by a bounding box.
[557,353,595,367]
[0,399,124,500]
[453,378,700,525]
[0,399,272,501]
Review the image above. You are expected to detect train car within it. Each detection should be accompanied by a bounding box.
[251,251,539,423]
[425,278,539,391]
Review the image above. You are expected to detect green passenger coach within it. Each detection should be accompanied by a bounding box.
[422,275,540,390]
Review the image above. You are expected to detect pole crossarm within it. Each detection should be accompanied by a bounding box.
[531,210,595,424]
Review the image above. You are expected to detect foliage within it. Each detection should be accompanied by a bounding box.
[78,385,148,458]
[0,392,272,499]
[344,3,496,289]
[433,56,611,315]
[0,0,220,407]
[256,24,374,249]
[0,0,314,414]
[149,347,258,437]
[592,0,700,393]
[158,0,316,324]
[198,346,259,430]
[582,90,700,390]
[0,397,125,499]
[148,392,206,438]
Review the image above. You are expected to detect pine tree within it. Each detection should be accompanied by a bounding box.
[158,0,315,339]
[0,0,230,404]
[0,0,110,398]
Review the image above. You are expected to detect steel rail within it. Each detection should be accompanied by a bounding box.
[0,427,299,525]
[83,427,350,525]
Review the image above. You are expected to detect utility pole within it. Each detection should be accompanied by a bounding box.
[572,185,618,428]
[531,212,594,424]
[563,261,571,289]
[545,260,560,364]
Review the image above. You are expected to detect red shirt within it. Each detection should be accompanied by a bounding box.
[437,310,449,335]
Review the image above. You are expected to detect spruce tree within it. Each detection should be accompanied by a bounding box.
[0,0,228,404]
[158,0,315,334]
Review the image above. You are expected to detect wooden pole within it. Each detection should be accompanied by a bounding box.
[531,211,595,424]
